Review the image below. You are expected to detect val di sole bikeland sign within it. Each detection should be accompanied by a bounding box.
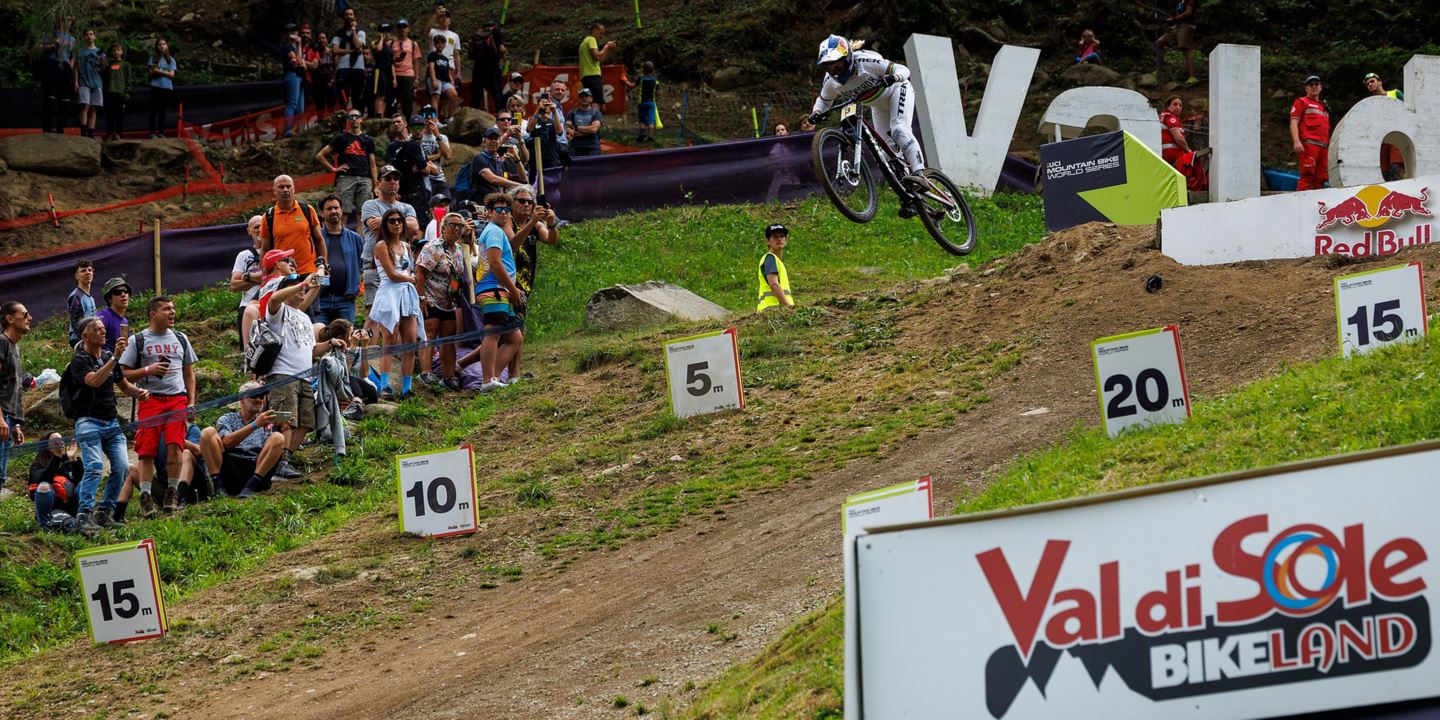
[852,441,1440,720]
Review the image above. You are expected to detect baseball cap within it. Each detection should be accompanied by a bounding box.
[430,192,451,206]
[1363,72,1380,82]
[285,22,298,31]
[378,21,393,32]
[397,18,409,27]
[238,380,268,397]
[101,276,133,298]
[1305,74,1323,84]
[262,248,295,271]
[765,223,788,237]
[577,87,593,96]
[511,72,523,81]
[484,126,502,138]
[378,164,401,178]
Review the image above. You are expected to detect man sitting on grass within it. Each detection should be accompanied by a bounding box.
[199,381,286,498]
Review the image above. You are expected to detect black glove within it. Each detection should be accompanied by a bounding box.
[881,74,899,87]
[806,112,822,126]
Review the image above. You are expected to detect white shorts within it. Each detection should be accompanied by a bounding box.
[78,86,104,107]
[433,81,456,95]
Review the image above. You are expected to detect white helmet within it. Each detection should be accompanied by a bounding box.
[817,35,850,66]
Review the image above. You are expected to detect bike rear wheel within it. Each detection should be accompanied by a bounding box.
[811,127,878,223]
[905,168,977,256]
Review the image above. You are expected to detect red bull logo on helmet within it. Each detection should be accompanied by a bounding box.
[1316,185,1431,232]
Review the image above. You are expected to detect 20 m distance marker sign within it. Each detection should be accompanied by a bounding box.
[396,445,480,538]
[664,328,744,418]
[1092,325,1191,437]
[1334,261,1428,357]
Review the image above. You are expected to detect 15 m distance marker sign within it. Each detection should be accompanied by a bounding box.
[76,539,168,645]
[1334,262,1428,357]
[664,328,743,418]
[1092,325,1191,437]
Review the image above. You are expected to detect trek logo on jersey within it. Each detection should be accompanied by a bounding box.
[975,514,1431,718]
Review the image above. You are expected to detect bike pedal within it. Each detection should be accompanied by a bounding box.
[898,206,917,220]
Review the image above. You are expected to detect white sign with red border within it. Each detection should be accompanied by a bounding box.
[1091,325,1192,438]
[854,441,1440,719]
[76,538,168,645]
[1333,261,1429,357]
[396,445,480,538]
[663,328,744,418]
[843,477,933,720]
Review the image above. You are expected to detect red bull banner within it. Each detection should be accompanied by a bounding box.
[853,441,1440,719]
[1162,175,1439,265]
[513,65,629,117]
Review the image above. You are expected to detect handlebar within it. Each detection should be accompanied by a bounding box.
[814,77,885,123]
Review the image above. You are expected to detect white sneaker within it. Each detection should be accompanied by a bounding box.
[480,379,508,392]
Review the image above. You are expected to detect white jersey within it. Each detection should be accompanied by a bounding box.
[811,50,924,172]
[811,50,911,114]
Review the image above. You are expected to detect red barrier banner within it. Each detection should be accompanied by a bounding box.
[516,65,630,116]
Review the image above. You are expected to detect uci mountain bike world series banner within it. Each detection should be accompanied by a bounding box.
[1040,130,1187,233]
[852,441,1440,720]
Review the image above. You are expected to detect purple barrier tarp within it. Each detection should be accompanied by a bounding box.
[2,80,283,129]
[2,224,250,321]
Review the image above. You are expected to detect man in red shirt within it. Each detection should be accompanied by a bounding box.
[1289,75,1330,191]
[261,174,328,274]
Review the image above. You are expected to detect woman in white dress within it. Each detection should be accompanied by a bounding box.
[366,208,426,400]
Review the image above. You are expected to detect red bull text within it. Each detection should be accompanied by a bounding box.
[1314,186,1432,258]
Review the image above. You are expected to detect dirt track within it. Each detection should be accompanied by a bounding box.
[5,227,1438,718]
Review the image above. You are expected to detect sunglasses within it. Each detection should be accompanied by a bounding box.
[490,206,512,214]
[385,217,405,224]
[496,117,512,123]
[443,222,467,229]
[514,198,534,205]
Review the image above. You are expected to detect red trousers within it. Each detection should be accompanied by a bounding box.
[1297,143,1329,191]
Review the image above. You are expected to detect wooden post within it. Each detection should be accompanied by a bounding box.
[152,216,163,293]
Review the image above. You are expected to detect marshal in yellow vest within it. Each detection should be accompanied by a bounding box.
[756,252,792,312]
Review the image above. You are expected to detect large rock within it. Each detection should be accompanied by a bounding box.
[584,282,731,331]
[1059,63,1123,88]
[102,138,189,175]
[446,107,496,146]
[0,133,102,177]
[711,66,754,92]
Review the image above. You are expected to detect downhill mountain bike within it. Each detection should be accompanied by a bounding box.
[810,78,977,256]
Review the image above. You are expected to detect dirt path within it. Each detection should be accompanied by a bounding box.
[6,229,1436,719]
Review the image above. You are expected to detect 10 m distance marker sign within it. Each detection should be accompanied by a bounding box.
[664,328,744,418]
[396,445,480,538]
[1092,325,1191,437]
[1334,262,1428,357]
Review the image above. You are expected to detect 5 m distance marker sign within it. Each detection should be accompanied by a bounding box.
[663,328,743,418]
[1334,261,1428,357]
[1091,325,1191,437]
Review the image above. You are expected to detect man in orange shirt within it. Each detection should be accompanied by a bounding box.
[261,174,328,274]
[1289,75,1330,191]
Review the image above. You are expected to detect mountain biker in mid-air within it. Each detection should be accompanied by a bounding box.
[805,35,924,182]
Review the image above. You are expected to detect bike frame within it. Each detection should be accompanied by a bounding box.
[841,105,908,195]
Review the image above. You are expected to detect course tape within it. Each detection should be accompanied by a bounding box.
[6,317,522,461]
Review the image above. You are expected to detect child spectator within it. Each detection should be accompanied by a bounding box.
[1075,30,1101,65]
[67,259,96,346]
[102,44,131,142]
[147,38,176,138]
[76,30,105,138]
[636,61,659,143]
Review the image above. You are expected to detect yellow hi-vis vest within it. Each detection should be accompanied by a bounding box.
[756,252,792,311]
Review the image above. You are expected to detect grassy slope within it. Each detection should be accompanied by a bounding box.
[681,332,1440,719]
[0,192,1044,666]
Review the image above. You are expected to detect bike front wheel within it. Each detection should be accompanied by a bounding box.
[905,168,977,256]
[811,127,879,223]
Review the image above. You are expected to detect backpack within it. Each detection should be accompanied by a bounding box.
[129,329,194,381]
[244,316,283,376]
[264,201,321,259]
[59,361,84,420]
[451,156,475,202]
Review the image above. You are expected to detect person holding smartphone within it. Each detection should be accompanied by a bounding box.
[200,381,287,498]
[118,296,197,515]
[258,272,330,478]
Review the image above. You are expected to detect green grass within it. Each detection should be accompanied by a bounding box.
[677,333,1440,718]
[523,192,1044,340]
[0,194,1045,669]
